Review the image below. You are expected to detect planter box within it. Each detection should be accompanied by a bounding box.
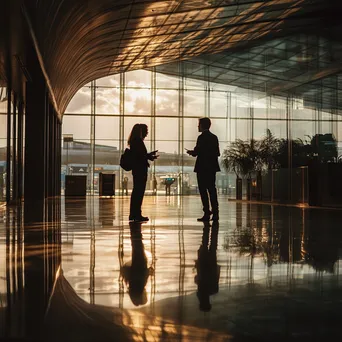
[309,164,342,207]
[261,168,308,204]
[99,173,115,196]
[65,175,87,196]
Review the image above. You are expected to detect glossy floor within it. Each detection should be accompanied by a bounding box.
[1,196,342,341]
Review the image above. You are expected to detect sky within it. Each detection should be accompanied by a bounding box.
[0,74,338,154]
[63,70,231,153]
[63,69,331,154]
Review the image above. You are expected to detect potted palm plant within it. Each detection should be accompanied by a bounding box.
[221,139,262,200]
[221,141,243,199]
[259,129,280,170]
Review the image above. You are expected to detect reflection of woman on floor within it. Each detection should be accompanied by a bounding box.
[194,222,220,311]
[121,222,153,306]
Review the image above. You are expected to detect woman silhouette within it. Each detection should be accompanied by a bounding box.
[128,124,158,222]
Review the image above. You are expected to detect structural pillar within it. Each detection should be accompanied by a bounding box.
[24,46,47,223]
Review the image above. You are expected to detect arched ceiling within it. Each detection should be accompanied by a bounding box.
[26,0,338,118]
[155,33,342,112]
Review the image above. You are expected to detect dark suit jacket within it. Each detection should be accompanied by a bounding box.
[192,130,220,173]
[130,138,150,173]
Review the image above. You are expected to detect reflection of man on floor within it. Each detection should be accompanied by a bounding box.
[0,172,3,200]
[194,222,220,311]
[152,175,158,195]
[122,176,129,195]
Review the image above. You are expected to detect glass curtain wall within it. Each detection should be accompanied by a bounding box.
[62,68,341,201]
[0,85,26,204]
[0,87,7,202]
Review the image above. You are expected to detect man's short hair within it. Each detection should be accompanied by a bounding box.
[199,117,211,130]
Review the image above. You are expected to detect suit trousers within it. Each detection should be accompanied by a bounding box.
[130,170,147,218]
[197,172,219,216]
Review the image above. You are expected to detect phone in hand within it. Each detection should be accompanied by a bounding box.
[151,150,158,155]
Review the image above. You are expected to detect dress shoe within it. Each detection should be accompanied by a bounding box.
[129,215,149,222]
[197,215,210,222]
[138,216,149,222]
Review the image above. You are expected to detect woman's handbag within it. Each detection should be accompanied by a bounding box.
[120,148,133,171]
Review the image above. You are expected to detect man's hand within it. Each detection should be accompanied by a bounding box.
[186,149,195,156]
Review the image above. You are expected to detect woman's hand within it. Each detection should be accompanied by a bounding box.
[148,150,159,161]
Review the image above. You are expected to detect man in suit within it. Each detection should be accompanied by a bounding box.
[187,117,220,221]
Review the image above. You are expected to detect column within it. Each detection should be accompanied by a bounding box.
[17,101,24,200]
[24,45,47,223]
[6,88,11,203]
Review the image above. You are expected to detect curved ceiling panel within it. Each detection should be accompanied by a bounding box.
[28,0,333,116]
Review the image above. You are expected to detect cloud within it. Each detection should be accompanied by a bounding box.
[156,89,178,115]
[125,88,151,115]
[96,88,120,114]
[66,88,91,114]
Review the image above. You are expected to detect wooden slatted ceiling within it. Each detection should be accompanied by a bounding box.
[28,0,329,117]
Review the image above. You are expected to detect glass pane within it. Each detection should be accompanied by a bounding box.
[210,91,227,118]
[185,77,205,90]
[253,119,268,141]
[184,118,199,142]
[156,89,178,116]
[253,108,268,119]
[184,90,205,117]
[61,139,91,193]
[95,116,119,140]
[0,87,6,113]
[0,102,6,113]
[125,70,151,88]
[293,108,314,120]
[322,111,332,120]
[155,118,179,141]
[96,74,120,87]
[210,81,236,93]
[94,140,120,194]
[235,119,250,141]
[0,114,7,138]
[156,73,179,89]
[65,87,91,114]
[267,119,287,139]
[236,105,250,119]
[95,87,120,114]
[252,98,267,119]
[63,115,91,140]
[337,122,342,148]
[321,121,333,135]
[155,140,178,154]
[0,89,7,201]
[0,138,5,201]
[269,97,286,119]
[291,120,315,140]
[125,88,151,115]
[210,118,228,143]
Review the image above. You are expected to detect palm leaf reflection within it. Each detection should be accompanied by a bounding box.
[231,226,280,267]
